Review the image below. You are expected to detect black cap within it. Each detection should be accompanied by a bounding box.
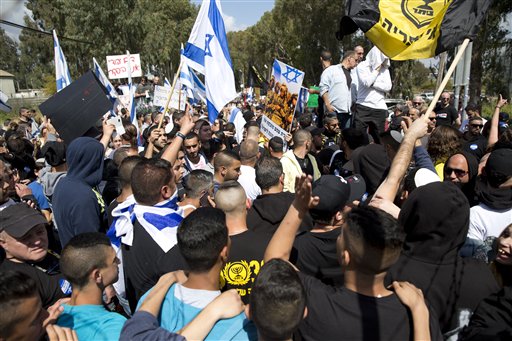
[0,203,47,238]
[310,175,366,216]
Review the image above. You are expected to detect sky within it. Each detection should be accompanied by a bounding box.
[1,0,276,41]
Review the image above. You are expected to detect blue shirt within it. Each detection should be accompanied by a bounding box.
[57,304,126,341]
[28,181,51,210]
[138,285,257,340]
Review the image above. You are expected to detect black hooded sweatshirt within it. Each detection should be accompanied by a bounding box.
[247,191,312,235]
[386,182,499,337]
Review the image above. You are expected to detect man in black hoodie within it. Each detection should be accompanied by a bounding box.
[247,156,312,235]
[53,137,106,247]
[386,182,499,339]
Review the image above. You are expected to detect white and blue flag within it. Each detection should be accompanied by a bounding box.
[107,193,184,304]
[53,30,72,92]
[93,57,117,104]
[297,87,310,115]
[181,0,236,123]
[180,64,206,104]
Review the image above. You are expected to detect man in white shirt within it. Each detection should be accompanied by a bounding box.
[353,46,392,143]
[237,139,261,203]
[320,51,359,129]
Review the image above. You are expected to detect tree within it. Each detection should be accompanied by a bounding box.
[469,2,512,102]
[0,28,19,81]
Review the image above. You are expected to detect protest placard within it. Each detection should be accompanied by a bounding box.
[106,54,142,79]
[153,85,187,111]
[264,59,305,132]
[260,115,288,141]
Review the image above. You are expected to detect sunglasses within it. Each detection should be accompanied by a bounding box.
[412,102,422,105]
[442,97,450,100]
[470,124,483,128]
[428,117,436,121]
[445,167,468,178]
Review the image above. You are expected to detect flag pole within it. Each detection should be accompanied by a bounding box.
[158,59,183,129]
[423,38,470,119]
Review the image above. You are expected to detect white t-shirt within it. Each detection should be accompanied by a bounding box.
[468,203,512,241]
[173,283,220,309]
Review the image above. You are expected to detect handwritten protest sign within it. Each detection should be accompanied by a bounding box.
[106,54,142,79]
[265,59,305,132]
[153,85,187,111]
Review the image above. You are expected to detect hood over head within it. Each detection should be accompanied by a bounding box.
[399,181,470,263]
[352,144,390,195]
[366,46,389,70]
[65,137,104,187]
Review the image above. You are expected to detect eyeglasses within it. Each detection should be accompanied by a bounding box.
[445,167,468,178]
[470,124,483,128]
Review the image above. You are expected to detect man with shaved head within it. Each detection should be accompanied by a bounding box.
[237,139,261,202]
[213,150,242,194]
[215,181,271,304]
[280,129,320,192]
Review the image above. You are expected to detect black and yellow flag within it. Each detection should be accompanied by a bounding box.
[337,0,492,60]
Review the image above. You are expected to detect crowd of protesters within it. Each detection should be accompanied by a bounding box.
[0,45,511,341]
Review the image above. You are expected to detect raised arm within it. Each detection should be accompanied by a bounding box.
[488,94,508,147]
[371,116,428,202]
[161,108,195,165]
[264,174,319,262]
[100,119,116,152]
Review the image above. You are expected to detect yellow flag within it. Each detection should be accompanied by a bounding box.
[337,0,492,60]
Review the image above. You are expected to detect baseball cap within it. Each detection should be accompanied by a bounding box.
[485,148,512,186]
[0,203,47,238]
[310,175,366,217]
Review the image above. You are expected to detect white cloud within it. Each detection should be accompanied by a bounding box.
[223,13,248,32]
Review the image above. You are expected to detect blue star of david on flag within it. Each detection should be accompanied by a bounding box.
[282,65,302,83]
[205,34,214,57]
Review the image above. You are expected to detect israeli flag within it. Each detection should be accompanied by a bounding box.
[93,57,117,104]
[180,65,206,104]
[53,30,72,92]
[181,0,236,123]
[297,87,310,115]
[107,193,184,306]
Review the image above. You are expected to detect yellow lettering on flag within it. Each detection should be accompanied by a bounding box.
[366,0,452,60]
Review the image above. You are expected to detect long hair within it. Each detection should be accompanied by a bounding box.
[427,125,462,164]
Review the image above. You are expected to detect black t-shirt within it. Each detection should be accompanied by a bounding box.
[342,66,352,90]
[220,230,271,304]
[122,219,188,312]
[297,272,443,341]
[462,134,487,161]
[294,154,314,177]
[291,228,343,286]
[0,257,69,308]
[434,104,458,126]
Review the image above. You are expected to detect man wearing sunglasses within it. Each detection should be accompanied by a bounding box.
[434,92,460,128]
[459,103,487,133]
[462,116,487,160]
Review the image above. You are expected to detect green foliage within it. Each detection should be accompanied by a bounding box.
[228,0,346,86]
[0,28,19,76]
[18,0,197,87]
